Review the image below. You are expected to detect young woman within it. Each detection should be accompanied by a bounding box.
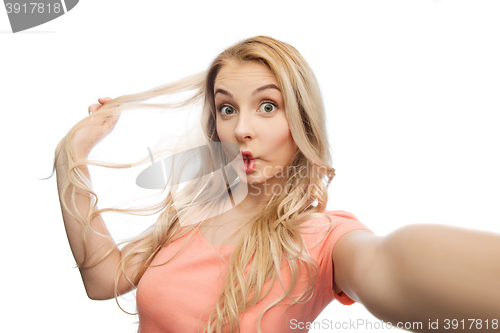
[52,36,500,332]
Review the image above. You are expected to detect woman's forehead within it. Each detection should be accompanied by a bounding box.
[214,60,278,88]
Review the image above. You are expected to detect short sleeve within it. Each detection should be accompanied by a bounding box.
[304,210,373,305]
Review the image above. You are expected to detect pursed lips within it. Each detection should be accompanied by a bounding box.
[241,150,256,160]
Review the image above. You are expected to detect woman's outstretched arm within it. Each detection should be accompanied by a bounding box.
[332,225,500,332]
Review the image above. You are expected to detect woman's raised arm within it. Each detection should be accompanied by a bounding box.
[333,225,500,332]
[56,98,141,300]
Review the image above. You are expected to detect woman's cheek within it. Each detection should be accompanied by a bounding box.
[216,122,230,142]
[268,120,292,148]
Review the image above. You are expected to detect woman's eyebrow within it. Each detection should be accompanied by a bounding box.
[253,84,281,95]
[214,88,232,98]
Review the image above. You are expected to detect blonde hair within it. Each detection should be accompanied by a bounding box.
[49,36,336,333]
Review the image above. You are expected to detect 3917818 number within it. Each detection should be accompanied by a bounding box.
[443,319,499,330]
[5,3,61,14]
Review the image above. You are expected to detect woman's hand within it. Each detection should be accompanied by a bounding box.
[70,97,121,160]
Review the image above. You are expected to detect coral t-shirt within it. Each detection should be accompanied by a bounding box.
[136,210,372,332]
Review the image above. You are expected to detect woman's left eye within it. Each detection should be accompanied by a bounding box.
[259,102,276,113]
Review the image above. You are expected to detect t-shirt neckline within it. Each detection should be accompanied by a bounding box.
[196,226,236,251]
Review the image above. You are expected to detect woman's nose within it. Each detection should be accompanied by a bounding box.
[234,110,254,142]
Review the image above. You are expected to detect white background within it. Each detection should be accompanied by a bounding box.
[1,1,499,332]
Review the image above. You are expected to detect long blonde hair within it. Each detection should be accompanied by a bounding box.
[49,36,336,333]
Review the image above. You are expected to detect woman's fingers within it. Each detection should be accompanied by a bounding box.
[88,97,113,115]
[98,97,112,104]
[88,103,100,114]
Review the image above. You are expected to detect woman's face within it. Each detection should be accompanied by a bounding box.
[214,60,297,187]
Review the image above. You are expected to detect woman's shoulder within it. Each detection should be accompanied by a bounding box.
[299,209,361,227]
[298,209,369,249]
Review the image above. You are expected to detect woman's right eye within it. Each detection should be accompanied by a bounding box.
[219,106,236,115]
